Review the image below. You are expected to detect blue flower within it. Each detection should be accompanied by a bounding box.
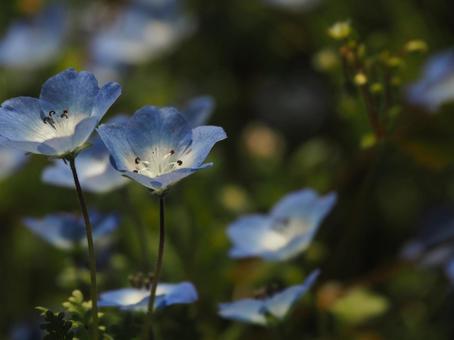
[42,116,129,193]
[406,50,454,112]
[23,211,119,250]
[98,281,198,312]
[90,1,194,68]
[218,270,320,325]
[0,145,28,180]
[0,5,66,69]
[0,68,121,157]
[181,96,215,127]
[97,106,226,194]
[227,189,336,261]
[263,0,321,11]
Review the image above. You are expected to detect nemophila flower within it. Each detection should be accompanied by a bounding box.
[406,50,454,112]
[97,106,227,194]
[0,68,121,157]
[42,116,129,193]
[227,189,336,261]
[23,211,119,250]
[181,96,215,127]
[219,270,320,325]
[90,1,194,67]
[0,145,28,180]
[0,5,66,69]
[99,282,198,312]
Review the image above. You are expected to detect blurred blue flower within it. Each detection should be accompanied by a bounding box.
[97,106,226,194]
[264,0,321,11]
[0,5,66,69]
[406,50,454,112]
[219,270,319,325]
[0,145,28,180]
[90,0,195,68]
[227,189,336,261]
[99,281,198,312]
[23,211,119,250]
[181,96,215,127]
[42,116,129,193]
[0,68,121,157]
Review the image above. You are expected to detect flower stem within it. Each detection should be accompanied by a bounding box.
[68,157,99,340]
[142,196,166,339]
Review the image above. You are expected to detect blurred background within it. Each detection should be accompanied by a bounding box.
[2,0,454,339]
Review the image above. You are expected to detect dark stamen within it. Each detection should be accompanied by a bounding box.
[170,150,175,155]
[48,110,55,117]
[133,170,139,173]
[177,160,183,166]
[60,109,69,119]
[135,157,141,164]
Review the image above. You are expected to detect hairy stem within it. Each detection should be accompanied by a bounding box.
[69,157,99,340]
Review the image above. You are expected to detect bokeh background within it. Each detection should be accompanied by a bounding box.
[2,0,454,339]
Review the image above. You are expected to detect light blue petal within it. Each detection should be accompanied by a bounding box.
[126,106,192,161]
[23,216,72,249]
[97,124,136,171]
[271,189,337,224]
[181,96,215,127]
[99,288,149,310]
[39,69,99,119]
[264,269,320,319]
[218,299,267,325]
[92,82,122,119]
[154,282,198,309]
[147,165,212,192]
[265,233,315,261]
[91,213,119,240]
[179,126,227,167]
[0,97,53,146]
[0,145,27,180]
[227,214,287,259]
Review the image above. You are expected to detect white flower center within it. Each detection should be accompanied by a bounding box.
[132,146,187,177]
[41,109,84,139]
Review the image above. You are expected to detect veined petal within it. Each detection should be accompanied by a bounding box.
[180,126,227,168]
[227,215,288,258]
[181,96,215,127]
[0,97,55,145]
[92,82,122,119]
[218,299,267,325]
[39,68,98,118]
[126,106,192,160]
[264,269,320,319]
[97,124,136,171]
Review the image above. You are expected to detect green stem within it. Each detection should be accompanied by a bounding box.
[142,196,166,340]
[122,188,150,271]
[68,157,99,340]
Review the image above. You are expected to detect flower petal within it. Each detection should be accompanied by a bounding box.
[92,82,122,119]
[98,288,149,309]
[0,97,55,145]
[23,216,71,249]
[264,269,320,319]
[154,282,198,309]
[181,96,215,127]
[97,124,136,171]
[148,165,212,192]
[227,215,288,259]
[179,126,227,168]
[271,189,337,223]
[126,106,192,160]
[39,68,99,118]
[218,299,267,325]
